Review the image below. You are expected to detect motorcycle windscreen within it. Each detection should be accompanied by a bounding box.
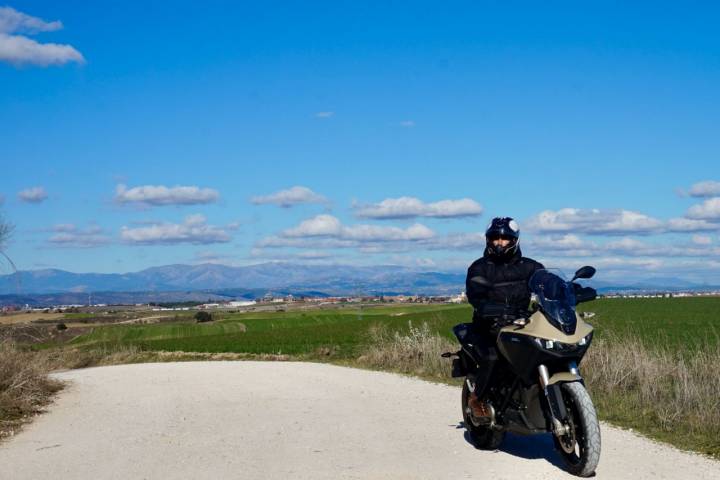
[529,269,578,335]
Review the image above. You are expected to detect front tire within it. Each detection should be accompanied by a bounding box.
[556,382,601,477]
[461,380,505,450]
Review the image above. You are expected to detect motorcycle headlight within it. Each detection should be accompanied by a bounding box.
[534,334,592,352]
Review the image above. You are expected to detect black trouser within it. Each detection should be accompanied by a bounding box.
[466,323,499,397]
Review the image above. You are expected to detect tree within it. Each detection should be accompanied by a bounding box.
[0,214,15,273]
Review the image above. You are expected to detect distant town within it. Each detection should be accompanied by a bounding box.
[3,288,720,314]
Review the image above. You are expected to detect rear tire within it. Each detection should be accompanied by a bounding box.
[556,382,601,477]
[461,380,505,450]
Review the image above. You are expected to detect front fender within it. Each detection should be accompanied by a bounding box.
[548,372,582,385]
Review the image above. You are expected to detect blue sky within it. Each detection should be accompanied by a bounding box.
[1,1,719,282]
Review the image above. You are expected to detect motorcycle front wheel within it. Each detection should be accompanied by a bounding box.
[555,382,601,477]
[461,380,505,450]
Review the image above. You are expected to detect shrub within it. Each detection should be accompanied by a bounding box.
[194,311,213,323]
[0,342,63,438]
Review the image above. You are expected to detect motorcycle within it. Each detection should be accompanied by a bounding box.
[442,266,600,477]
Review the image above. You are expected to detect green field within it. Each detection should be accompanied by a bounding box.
[577,297,720,351]
[68,304,469,356]
[64,297,720,356]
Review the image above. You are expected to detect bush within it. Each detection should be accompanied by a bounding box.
[194,311,213,323]
[0,342,63,438]
[358,321,456,380]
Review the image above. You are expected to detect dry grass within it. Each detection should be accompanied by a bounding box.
[582,334,720,455]
[357,321,456,380]
[357,324,720,456]
[0,312,65,326]
[0,342,64,439]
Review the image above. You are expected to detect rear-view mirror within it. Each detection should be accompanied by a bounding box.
[572,266,596,281]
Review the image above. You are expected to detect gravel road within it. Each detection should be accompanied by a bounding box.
[1,362,718,479]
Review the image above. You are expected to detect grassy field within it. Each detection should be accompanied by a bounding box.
[64,297,720,356]
[66,304,468,356]
[17,296,720,457]
[577,297,720,352]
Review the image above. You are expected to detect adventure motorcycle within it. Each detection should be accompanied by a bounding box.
[442,266,600,477]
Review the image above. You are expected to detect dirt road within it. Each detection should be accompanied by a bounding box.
[1,362,718,479]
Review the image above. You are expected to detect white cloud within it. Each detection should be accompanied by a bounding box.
[353,197,483,219]
[251,186,328,208]
[314,111,334,118]
[525,208,664,235]
[0,6,62,34]
[525,234,600,257]
[0,8,83,67]
[686,197,720,221]
[538,256,665,274]
[115,184,220,207]
[47,224,110,248]
[688,180,720,198]
[343,223,435,242]
[692,235,712,246]
[283,214,342,237]
[281,214,435,243]
[18,186,48,203]
[666,217,719,232]
[399,120,415,127]
[120,215,231,245]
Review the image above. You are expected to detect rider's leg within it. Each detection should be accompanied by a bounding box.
[468,332,498,419]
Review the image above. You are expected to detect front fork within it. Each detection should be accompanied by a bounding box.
[538,362,580,436]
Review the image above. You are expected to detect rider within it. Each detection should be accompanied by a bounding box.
[465,217,544,420]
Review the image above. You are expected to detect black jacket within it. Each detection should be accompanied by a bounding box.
[465,248,544,325]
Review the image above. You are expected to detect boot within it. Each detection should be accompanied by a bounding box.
[468,391,492,421]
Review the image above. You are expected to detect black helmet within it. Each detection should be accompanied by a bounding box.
[485,217,520,259]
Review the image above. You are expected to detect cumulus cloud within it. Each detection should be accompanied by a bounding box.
[17,186,48,203]
[0,7,83,67]
[666,217,719,232]
[692,235,712,246]
[48,224,110,248]
[525,208,664,235]
[115,184,220,207]
[688,180,720,198]
[120,215,231,245]
[251,186,328,208]
[0,6,62,33]
[353,197,483,220]
[528,234,719,258]
[686,197,720,221]
[282,214,435,242]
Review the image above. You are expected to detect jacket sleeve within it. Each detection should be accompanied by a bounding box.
[465,264,489,311]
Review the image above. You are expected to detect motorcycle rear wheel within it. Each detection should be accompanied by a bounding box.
[555,382,601,477]
[461,381,505,450]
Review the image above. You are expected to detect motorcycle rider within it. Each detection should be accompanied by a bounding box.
[465,217,544,421]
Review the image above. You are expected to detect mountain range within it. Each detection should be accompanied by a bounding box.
[0,263,716,306]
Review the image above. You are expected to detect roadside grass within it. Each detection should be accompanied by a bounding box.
[0,342,63,440]
[583,333,720,457]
